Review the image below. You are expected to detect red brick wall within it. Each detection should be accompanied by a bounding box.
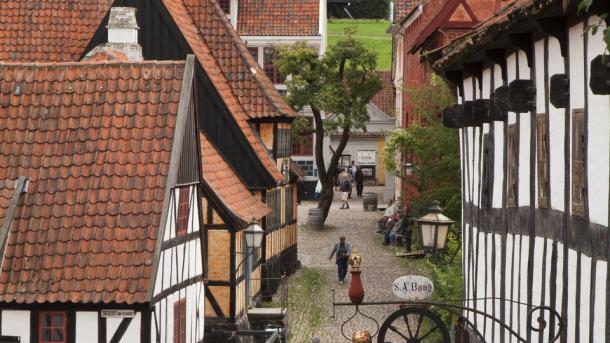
[372,71,395,116]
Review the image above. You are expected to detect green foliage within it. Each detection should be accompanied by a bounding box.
[383,75,460,220]
[429,229,464,326]
[579,0,610,52]
[328,19,393,71]
[347,0,390,19]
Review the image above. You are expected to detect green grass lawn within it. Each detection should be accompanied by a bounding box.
[327,19,393,71]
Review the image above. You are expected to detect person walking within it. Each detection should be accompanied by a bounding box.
[355,165,364,197]
[329,236,351,283]
[339,174,351,209]
[296,177,306,205]
[349,161,357,198]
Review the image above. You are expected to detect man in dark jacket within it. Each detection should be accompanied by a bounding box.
[355,165,364,197]
[329,236,351,283]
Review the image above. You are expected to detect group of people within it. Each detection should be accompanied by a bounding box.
[337,161,364,209]
[378,199,414,249]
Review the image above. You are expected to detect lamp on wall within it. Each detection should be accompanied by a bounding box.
[244,218,264,250]
[417,200,454,262]
[403,162,414,177]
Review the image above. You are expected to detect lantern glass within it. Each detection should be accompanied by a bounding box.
[244,220,264,249]
[420,223,436,248]
[436,223,449,249]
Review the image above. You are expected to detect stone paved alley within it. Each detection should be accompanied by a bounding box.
[287,187,432,342]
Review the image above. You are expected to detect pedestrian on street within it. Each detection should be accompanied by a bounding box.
[340,176,351,209]
[296,177,306,205]
[329,236,351,283]
[355,165,364,197]
[349,161,357,198]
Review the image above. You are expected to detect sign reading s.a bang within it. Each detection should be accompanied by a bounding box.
[392,275,434,301]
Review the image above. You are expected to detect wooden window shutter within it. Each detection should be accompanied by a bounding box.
[174,299,186,343]
[572,110,586,215]
[507,124,518,207]
[536,114,549,208]
[177,187,189,237]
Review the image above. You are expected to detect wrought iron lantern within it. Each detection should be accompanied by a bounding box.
[417,200,454,259]
[244,218,264,249]
[403,162,413,176]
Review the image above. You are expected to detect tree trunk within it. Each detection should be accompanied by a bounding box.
[310,105,351,222]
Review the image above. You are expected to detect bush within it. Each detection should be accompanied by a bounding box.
[347,0,390,19]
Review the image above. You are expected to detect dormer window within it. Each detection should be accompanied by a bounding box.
[218,0,230,14]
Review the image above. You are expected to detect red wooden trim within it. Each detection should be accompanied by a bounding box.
[39,311,67,343]
[411,0,478,51]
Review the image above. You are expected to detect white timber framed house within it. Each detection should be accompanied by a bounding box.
[432,0,610,341]
[0,56,208,343]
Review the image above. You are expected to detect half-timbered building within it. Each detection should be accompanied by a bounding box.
[431,0,610,341]
[0,57,206,342]
[0,0,300,328]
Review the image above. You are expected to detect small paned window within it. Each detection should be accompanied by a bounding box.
[218,0,230,14]
[507,124,518,207]
[291,117,313,156]
[177,187,190,237]
[275,128,292,159]
[537,113,549,208]
[481,133,493,209]
[173,299,187,343]
[264,47,284,84]
[39,311,67,343]
[572,110,586,215]
[248,47,259,66]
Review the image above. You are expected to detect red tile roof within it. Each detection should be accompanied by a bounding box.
[372,71,394,116]
[0,60,186,304]
[0,180,16,230]
[180,0,297,120]
[236,0,320,36]
[164,0,285,182]
[199,132,270,223]
[0,0,113,62]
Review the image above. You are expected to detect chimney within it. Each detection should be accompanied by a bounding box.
[84,7,142,61]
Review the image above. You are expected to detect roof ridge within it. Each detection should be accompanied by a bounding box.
[0,60,186,67]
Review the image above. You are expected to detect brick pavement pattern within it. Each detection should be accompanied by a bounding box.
[291,187,429,342]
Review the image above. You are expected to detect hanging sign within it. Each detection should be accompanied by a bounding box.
[101,310,136,318]
[392,275,434,300]
[357,150,376,165]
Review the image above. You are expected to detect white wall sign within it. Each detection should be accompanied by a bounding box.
[392,275,434,300]
[101,310,135,318]
[358,150,376,165]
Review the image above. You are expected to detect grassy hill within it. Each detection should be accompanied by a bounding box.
[327,19,392,71]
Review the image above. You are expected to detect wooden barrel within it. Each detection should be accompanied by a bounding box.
[307,208,324,229]
[362,192,378,211]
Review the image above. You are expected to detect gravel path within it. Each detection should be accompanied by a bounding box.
[289,187,430,343]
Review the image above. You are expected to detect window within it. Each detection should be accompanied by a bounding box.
[572,109,586,215]
[264,47,284,84]
[39,311,66,343]
[248,47,259,66]
[173,299,186,343]
[218,0,230,13]
[481,133,493,209]
[537,113,549,208]
[507,124,518,207]
[275,128,292,159]
[291,118,313,156]
[177,187,189,237]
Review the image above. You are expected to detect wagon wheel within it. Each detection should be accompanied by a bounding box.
[377,307,450,343]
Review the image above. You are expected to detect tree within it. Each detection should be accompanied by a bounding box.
[383,75,460,220]
[276,29,382,221]
[347,0,390,19]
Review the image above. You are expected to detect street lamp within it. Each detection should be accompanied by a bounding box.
[416,200,454,262]
[403,162,414,177]
[236,218,264,271]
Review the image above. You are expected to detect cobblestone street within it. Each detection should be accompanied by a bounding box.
[288,187,431,342]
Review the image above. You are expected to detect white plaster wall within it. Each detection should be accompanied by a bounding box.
[530,237,544,343]
[492,64,505,209]
[566,249,578,343]
[106,315,141,343]
[568,23,585,216]
[493,233,502,339]
[579,255,591,343]
[518,236,529,334]
[594,260,607,340]
[548,36,566,211]
[586,15,610,226]
[475,231,486,329]
[518,50,530,79]
[76,311,98,343]
[1,310,29,342]
[504,233,514,342]
[555,242,565,324]
[518,112,531,207]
